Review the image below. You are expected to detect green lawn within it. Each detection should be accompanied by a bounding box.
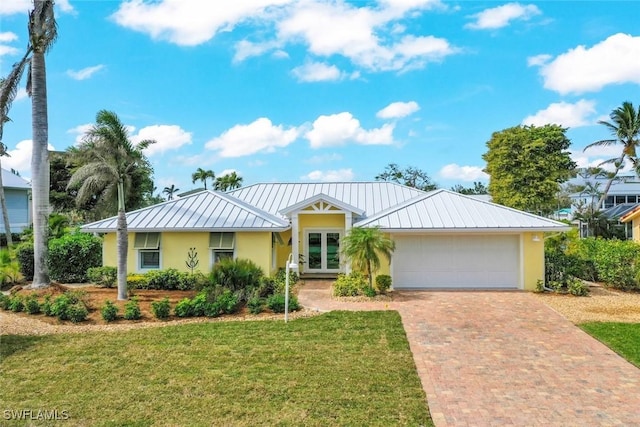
[580,322,640,367]
[0,311,432,426]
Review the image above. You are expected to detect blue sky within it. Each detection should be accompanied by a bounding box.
[1,0,640,195]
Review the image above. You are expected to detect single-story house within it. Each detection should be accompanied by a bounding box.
[0,168,31,234]
[81,182,570,290]
[620,206,640,241]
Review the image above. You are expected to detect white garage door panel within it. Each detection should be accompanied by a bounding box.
[393,235,520,289]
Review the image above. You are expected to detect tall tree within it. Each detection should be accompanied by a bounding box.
[68,110,155,300]
[340,226,395,289]
[191,168,214,190]
[29,0,58,288]
[375,163,437,191]
[0,51,33,247]
[214,171,243,191]
[483,124,576,214]
[583,101,640,208]
[162,184,179,200]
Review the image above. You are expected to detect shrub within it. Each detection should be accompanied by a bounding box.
[174,298,194,318]
[247,294,264,315]
[67,303,89,323]
[145,268,183,290]
[87,266,117,288]
[534,279,545,293]
[101,301,119,322]
[190,293,208,317]
[375,275,392,294]
[51,294,72,320]
[151,298,171,319]
[15,242,34,281]
[568,238,640,290]
[9,295,24,312]
[215,289,239,314]
[333,272,367,297]
[123,297,142,320]
[48,233,102,282]
[0,293,10,310]
[126,274,148,290]
[25,294,41,314]
[210,258,264,303]
[41,295,54,316]
[179,272,208,291]
[568,278,590,297]
[204,301,221,317]
[363,286,377,297]
[267,293,300,313]
[0,249,22,285]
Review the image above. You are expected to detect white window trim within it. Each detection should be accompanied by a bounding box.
[209,248,236,269]
[138,249,162,272]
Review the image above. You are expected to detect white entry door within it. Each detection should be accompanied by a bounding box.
[305,230,343,273]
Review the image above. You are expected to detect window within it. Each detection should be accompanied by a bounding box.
[210,232,235,266]
[134,233,161,270]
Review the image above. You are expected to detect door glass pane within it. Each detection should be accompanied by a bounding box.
[326,233,340,269]
[308,233,322,269]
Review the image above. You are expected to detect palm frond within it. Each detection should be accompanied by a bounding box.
[29,0,58,54]
[0,50,32,142]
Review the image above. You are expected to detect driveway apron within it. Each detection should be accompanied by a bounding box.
[298,282,640,426]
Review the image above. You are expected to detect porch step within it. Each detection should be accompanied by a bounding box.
[301,273,339,280]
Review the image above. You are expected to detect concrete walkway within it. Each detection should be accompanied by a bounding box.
[298,281,640,426]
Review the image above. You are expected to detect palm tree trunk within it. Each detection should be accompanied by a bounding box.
[30,50,50,288]
[0,164,13,248]
[116,182,128,300]
[596,153,625,209]
[367,261,373,289]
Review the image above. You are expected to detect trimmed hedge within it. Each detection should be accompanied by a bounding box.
[48,233,102,283]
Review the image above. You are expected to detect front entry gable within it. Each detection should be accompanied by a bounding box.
[279,193,365,217]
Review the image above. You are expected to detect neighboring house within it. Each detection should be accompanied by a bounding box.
[620,206,640,241]
[0,168,31,233]
[81,182,569,291]
[569,174,640,212]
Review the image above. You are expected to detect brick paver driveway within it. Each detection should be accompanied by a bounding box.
[298,281,640,426]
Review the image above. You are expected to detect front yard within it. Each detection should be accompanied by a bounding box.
[0,311,433,426]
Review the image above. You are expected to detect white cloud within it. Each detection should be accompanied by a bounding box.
[301,168,355,182]
[305,112,395,148]
[112,0,293,46]
[535,33,640,95]
[66,65,105,80]
[439,164,488,181]
[132,125,192,156]
[0,0,30,16]
[66,123,93,145]
[0,0,74,16]
[377,101,420,119]
[571,145,635,173]
[277,2,457,72]
[526,54,551,67]
[291,61,346,82]
[3,139,56,177]
[0,32,17,43]
[14,88,28,101]
[233,40,282,63]
[465,3,541,30]
[522,99,596,128]
[205,117,299,158]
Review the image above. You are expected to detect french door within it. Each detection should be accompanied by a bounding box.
[305,230,342,273]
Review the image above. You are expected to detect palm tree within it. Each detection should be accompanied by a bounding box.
[214,171,243,191]
[28,0,57,288]
[1,49,34,248]
[191,168,214,190]
[340,226,395,289]
[68,110,155,300]
[162,184,179,200]
[584,101,640,208]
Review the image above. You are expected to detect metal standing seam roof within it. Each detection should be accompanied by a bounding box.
[354,189,571,231]
[80,190,290,232]
[229,182,426,218]
[1,168,30,189]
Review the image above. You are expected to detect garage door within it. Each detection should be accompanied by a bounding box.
[392,235,520,289]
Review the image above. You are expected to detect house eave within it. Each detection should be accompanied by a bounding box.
[80,226,292,233]
[378,226,572,233]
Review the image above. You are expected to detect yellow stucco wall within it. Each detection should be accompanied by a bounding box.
[236,232,272,275]
[634,218,640,241]
[274,230,293,274]
[101,231,273,275]
[522,232,544,291]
